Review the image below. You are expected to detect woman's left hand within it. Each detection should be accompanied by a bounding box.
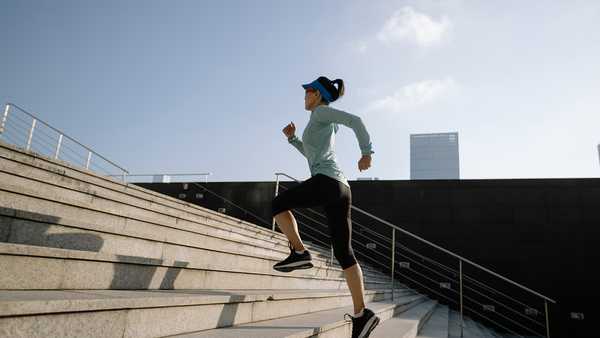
[358,155,372,172]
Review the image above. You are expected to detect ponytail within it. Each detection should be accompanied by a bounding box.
[314,76,346,103]
[332,79,345,98]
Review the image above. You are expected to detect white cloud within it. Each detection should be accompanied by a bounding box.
[365,78,458,113]
[377,7,451,47]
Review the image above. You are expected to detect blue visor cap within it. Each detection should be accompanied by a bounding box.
[302,80,333,102]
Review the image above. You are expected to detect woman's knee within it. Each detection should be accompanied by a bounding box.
[334,245,357,270]
[271,196,288,218]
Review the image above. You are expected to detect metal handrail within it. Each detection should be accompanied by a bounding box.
[391,242,546,329]
[134,170,548,336]
[275,172,555,303]
[392,236,545,314]
[387,234,545,313]
[279,180,547,334]
[139,170,551,336]
[111,173,212,184]
[275,172,554,338]
[2,103,129,177]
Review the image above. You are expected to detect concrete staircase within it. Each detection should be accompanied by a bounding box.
[0,139,503,337]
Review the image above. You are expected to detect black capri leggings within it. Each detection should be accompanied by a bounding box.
[271,173,357,269]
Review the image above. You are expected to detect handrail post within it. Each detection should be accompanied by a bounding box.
[460,259,464,338]
[545,300,550,338]
[55,134,63,159]
[0,104,9,136]
[26,118,37,151]
[391,228,396,300]
[330,246,334,267]
[85,151,92,169]
[122,171,127,183]
[272,174,280,231]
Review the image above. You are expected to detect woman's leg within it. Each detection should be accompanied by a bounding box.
[324,185,365,315]
[271,175,330,251]
[344,263,366,314]
[274,210,306,251]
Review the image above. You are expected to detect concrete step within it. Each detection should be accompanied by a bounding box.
[0,179,388,282]
[0,141,270,237]
[465,317,502,337]
[0,146,386,278]
[449,310,502,338]
[416,304,449,338]
[448,309,461,338]
[0,143,353,262]
[0,144,288,248]
[165,294,428,338]
[0,174,334,266]
[0,288,414,338]
[370,299,437,338]
[0,144,338,262]
[0,208,391,284]
[0,242,393,290]
[0,288,415,317]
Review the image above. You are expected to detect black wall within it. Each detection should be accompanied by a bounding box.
[136,178,599,338]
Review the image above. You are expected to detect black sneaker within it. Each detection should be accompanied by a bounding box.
[273,242,313,272]
[344,308,380,338]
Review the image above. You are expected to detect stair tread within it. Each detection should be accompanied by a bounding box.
[0,288,411,317]
[0,242,390,283]
[448,310,498,338]
[164,295,425,338]
[0,183,385,277]
[370,299,437,338]
[416,305,449,338]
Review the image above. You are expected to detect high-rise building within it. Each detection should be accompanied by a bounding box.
[153,175,171,183]
[410,132,460,179]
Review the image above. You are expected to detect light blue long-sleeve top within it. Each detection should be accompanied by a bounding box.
[287,105,374,188]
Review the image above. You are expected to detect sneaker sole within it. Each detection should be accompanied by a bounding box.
[359,315,380,338]
[273,262,314,273]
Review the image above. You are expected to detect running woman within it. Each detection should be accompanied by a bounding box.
[271,76,380,338]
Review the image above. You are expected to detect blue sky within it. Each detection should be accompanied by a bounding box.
[1,0,599,182]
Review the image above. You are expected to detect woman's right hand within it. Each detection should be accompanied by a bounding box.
[283,121,296,138]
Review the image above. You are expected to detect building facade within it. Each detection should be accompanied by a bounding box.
[410,132,460,179]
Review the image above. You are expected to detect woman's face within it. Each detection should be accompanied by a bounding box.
[304,88,321,111]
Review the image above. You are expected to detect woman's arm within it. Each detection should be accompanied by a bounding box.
[288,134,306,157]
[313,106,374,156]
[283,121,306,157]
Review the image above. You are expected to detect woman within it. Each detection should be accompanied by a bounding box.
[271,76,380,338]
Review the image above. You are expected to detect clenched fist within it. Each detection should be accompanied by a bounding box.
[358,155,372,172]
[282,121,296,138]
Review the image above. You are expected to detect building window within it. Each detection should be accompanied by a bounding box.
[178,193,187,199]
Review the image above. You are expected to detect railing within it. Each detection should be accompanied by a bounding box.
[173,174,556,337]
[125,166,557,337]
[108,173,212,183]
[0,103,129,181]
[274,172,556,338]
